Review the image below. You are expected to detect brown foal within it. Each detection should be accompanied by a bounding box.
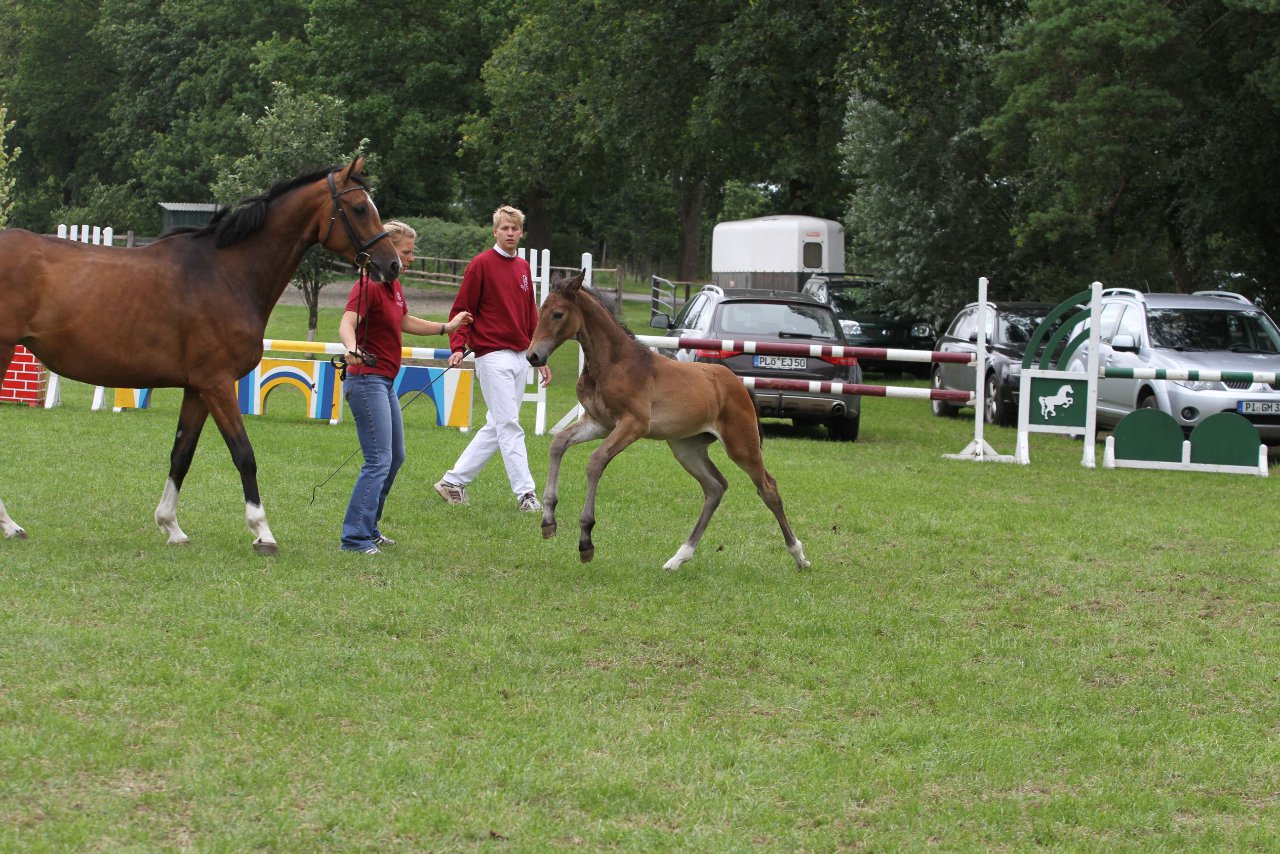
[526,271,810,571]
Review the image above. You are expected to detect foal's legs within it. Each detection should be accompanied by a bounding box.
[155,389,209,545]
[541,415,608,539]
[0,345,27,539]
[202,384,277,555]
[720,412,811,570]
[0,497,22,539]
[662,434,730,571]
[577,420,644,563]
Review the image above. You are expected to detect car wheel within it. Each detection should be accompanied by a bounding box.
[931,367,959,417]
[984,372,1012,426]
[827,415,860,442]
[1139,391,1160,410]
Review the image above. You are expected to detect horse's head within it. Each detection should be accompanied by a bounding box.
[527,270,586,367]
[317,156,401,282]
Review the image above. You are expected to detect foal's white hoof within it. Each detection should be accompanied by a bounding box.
[253,539,278,556]
[789,541,811,570]
[662,544,695,571]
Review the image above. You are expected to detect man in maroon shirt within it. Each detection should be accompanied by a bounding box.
[435,206,551,510]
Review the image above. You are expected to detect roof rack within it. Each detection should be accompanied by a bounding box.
[1191,290,1253,305]
[1101,287,1146,300]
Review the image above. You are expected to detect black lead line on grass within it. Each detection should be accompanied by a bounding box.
[309,349,470,505]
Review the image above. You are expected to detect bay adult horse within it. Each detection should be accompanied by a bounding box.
[0,157,400,554]
[526,271,810,571]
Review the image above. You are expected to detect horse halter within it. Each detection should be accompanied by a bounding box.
[322,171,390,269]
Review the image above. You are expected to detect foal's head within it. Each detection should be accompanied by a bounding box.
[527,270,587,367]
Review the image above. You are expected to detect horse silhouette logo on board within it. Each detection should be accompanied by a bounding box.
[1038,384,1074,419]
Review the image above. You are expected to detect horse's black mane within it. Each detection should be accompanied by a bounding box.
[159,165,366,248]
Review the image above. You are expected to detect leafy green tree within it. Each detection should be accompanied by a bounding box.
[467,0,856,281]
[257,0,514,219]
[985,0,1200,293]
[986,0,1280,301]
[841,2,1028,320]
[88,0,309,232]
[0,104,18,228]
[459,5,610,255]
[0,0,115,229]
[211,82,370,339]
[696,0,855,221]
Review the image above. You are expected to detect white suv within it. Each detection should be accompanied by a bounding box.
[1072,289,1280,440]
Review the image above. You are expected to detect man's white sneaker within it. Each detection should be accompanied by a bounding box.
[434,480,469,505]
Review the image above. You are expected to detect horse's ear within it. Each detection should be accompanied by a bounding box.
[563,269,588,296]
[344,156,366,181]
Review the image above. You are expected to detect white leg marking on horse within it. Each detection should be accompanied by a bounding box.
[246,502,278,554]
[662,543,696,572]
[789,540,811,569]
[0,498,27,539]
[154,478,190,545]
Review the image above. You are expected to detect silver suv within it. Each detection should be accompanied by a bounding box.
[1072,289,1280,440]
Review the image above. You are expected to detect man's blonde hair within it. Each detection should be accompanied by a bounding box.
[384,220,416,242]
[492,205,524,228]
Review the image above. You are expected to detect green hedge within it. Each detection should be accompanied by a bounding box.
[399,217,492,261]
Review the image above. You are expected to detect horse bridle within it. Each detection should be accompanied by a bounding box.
[321,170,390,376]
[322,171,390,269]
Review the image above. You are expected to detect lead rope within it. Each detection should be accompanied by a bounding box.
[331,267,375,382]
[309,346,471,505]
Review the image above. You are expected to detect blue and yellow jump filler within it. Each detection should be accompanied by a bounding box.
[101,340,474,429]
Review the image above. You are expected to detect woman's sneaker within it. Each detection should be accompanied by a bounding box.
[518,492,542,512]
[434,480,469,505]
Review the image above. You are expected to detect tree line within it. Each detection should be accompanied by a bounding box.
[2,0,1280,319]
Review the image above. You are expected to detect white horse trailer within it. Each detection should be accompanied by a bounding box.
[711,215,844,291]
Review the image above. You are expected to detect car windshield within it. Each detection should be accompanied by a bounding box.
[826,288,866,315]
[718,302,839,339]
[999,311,1048,346]
[1147,308,1280,353]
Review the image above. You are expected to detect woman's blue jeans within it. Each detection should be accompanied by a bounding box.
[341,374,405,550]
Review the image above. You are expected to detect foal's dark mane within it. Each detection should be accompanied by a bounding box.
[159,165,364,248]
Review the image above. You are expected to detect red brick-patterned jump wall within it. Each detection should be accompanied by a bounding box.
[1,346,48,406]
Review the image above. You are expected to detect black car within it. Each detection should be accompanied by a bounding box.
[650,286,862,440]
[931,301,1058,426]
[800,275,936,377]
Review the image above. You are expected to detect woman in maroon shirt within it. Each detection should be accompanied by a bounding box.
[339,221,471,554]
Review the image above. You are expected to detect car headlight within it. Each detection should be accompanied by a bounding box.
[841,319,862,337]
[910,322,935,338]
[1173,379,1219,392]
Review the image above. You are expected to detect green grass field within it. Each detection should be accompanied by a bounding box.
[2,301,1279,850]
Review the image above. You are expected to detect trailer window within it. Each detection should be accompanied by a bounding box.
[802,241,823,269]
